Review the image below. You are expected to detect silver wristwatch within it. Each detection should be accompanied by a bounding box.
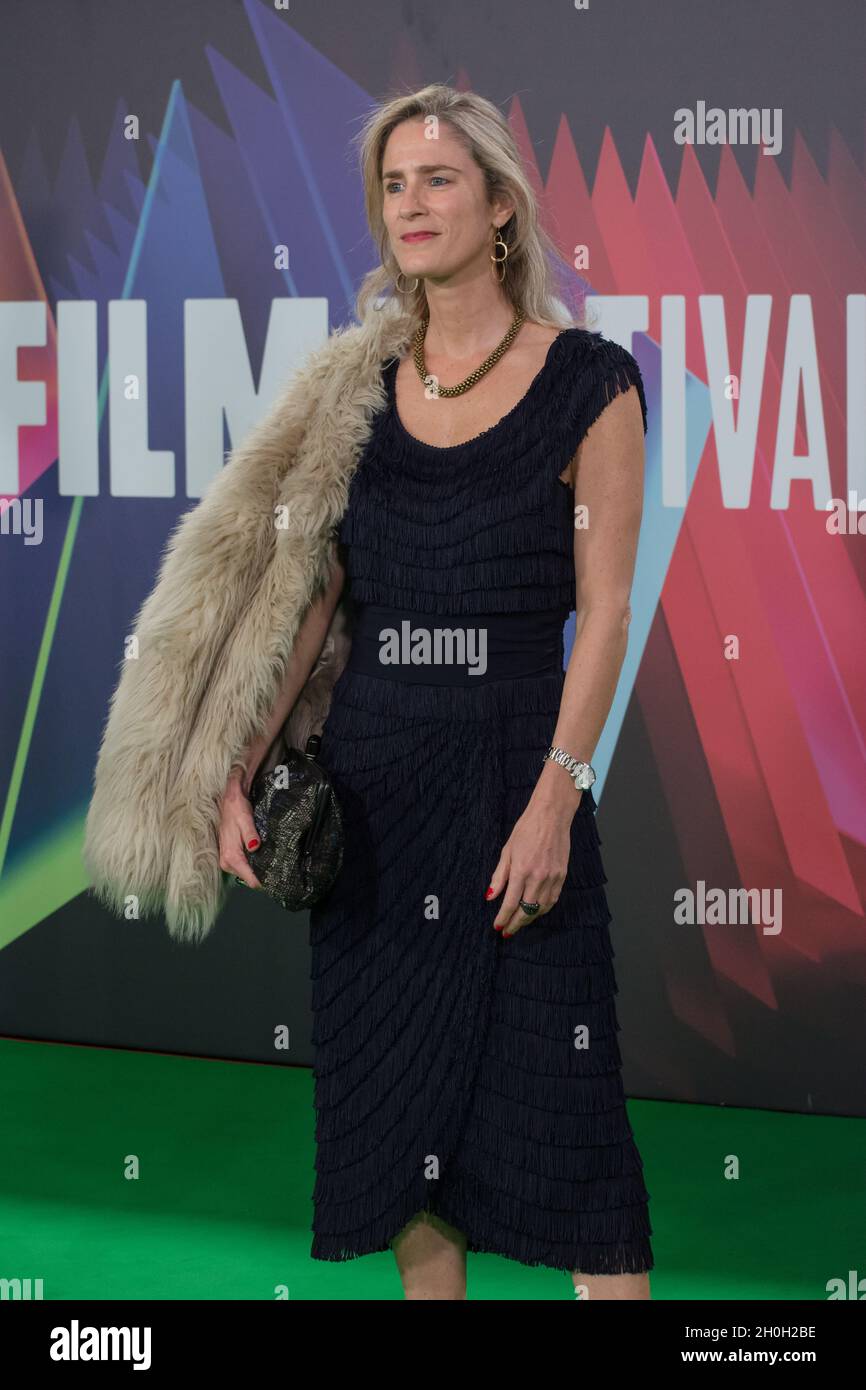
[544,745,596,791]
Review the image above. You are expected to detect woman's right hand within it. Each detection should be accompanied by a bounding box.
[218,771,263,889]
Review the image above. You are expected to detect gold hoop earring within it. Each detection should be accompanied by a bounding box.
[491,229,509,284]
[395,271,420,294]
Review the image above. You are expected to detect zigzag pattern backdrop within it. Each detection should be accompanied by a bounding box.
[1,1,864,1093]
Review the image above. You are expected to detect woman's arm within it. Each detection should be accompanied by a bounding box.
[229,545,347,796]
[533,384,645,816]
[488,385,646,934]
[218,544,346,888]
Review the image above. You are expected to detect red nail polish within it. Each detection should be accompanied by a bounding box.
[248,838,260,850]
[485,886,494,899]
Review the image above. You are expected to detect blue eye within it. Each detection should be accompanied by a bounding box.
[385,176,450,193]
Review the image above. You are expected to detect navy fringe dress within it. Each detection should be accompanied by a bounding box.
[308,327,654,1275]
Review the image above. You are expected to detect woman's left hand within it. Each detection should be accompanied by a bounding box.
[486,793,580,938]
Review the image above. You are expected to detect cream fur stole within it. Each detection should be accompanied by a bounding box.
[83,300,415,944]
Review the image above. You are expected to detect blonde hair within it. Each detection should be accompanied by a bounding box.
[350,83,587,339]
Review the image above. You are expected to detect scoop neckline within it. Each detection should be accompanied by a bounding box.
[385,327,576,453]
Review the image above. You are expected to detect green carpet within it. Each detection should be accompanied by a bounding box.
[0,1037,860,1300]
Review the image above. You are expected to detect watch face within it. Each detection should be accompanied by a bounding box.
[576,764,596,790]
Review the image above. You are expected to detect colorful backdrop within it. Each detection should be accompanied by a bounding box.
[1,0,864,1115]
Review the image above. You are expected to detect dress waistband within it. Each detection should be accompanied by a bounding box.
[345,603,567,685]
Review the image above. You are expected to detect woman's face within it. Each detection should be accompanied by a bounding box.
[380,117,512,290]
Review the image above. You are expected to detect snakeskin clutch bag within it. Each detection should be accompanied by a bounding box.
[242,735,343,911]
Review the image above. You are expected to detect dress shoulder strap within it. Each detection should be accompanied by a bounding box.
[557,329,648,447]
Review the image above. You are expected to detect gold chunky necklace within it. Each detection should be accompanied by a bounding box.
[412,308,526,397]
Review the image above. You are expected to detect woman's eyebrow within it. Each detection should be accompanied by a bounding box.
[381,163,463,179]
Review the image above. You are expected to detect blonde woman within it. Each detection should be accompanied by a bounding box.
[85,84,653,1300]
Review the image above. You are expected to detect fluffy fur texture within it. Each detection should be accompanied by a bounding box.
[83,300,415,945]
